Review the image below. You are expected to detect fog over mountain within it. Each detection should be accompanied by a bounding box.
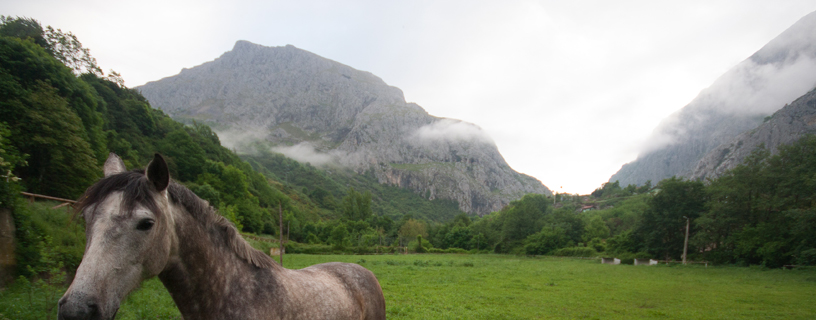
[691,87,816,180]
[610,10,816,186]
[137,41,549,214]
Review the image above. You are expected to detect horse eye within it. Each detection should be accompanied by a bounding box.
[136,219,155,231]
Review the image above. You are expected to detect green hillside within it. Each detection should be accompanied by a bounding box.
[0,16,468,271]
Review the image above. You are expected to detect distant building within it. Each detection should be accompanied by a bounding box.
[580,205,596,212]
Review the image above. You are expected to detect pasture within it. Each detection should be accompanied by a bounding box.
[3,254,815,319]
[121,254,814,319]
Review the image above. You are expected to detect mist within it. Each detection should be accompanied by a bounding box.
[638,13,816,155]
[413,119,495,145]
[214,128,269,152]
[270,142,339,167]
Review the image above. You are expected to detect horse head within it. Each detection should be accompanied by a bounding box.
[59,153,177,320]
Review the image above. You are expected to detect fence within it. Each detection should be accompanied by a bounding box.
[20,192,76,209]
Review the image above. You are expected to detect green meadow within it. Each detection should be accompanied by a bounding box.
[100,254,816,319]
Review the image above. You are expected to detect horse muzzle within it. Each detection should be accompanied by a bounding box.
[58,293,117,320]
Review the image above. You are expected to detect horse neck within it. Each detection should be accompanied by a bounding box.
[157,204,283,318]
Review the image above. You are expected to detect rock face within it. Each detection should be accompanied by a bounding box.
[610,11,816,186]
[137,41,549,215]
[690,87,816,180]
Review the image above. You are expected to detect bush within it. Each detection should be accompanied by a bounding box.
[284,242,332,254]
[797,248,816,266]
[13,201,85,277]
[428,248,468,254]
[550,247,598,257]
[616,252,636,265]
[587,237,606,252]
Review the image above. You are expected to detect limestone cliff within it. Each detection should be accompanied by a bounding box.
[137,41,549,214]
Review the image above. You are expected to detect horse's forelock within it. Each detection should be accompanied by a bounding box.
[76,170,163,220]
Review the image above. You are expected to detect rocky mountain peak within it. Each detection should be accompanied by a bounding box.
[137,41,549,214]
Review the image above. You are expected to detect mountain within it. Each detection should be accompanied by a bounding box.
[610,11,816,186]
[690,87,816,180]
[136,41,549,215]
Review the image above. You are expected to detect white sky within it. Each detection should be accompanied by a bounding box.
[6,0,816,194]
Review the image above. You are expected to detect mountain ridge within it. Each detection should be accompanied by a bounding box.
[610,10,816,186]
[137,41,550,215]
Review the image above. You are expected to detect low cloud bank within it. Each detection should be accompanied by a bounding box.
[413,119,495,145]
[271,142,338,167]
[215,128,268,152]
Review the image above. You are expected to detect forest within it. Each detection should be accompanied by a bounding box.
[0,14,814,287]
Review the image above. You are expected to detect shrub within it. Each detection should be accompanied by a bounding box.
[587,237,606,252]
[616,252,636,265]
[550,246,598,257]
[797,248,816,266]
[524,226,568,255]
[13,201,85,277]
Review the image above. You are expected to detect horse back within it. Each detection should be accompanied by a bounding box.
[300,262,386,320]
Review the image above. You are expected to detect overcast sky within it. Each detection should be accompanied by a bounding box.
[6,0,816,194]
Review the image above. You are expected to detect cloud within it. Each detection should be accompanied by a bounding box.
[217,128,347,167]
[639,44,816,154]
[413,119,495,145]
[271,142,337,167]
[214,128,268,152]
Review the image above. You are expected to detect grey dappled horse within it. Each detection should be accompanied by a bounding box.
[58,153,386,320]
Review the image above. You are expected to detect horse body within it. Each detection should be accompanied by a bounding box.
[58,154,385,320]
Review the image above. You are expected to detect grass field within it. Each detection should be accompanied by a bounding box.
[4,254,816,319]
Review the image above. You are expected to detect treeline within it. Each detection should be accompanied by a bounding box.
[587,136,816,267]
[417,135,815,268]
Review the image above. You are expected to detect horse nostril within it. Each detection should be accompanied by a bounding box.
[59,297,98,320]
[87,302,99,315]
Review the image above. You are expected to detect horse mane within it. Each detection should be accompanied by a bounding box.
[166,182,277,269]
[77,170,277,269]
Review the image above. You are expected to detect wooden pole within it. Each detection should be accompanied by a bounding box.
[682,216,690,265]
[279,202,284,266]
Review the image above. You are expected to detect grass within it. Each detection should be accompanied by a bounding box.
[283,254,816,319]
[3,254,815,319]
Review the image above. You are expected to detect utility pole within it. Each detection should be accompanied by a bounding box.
[279,202,284,266]
[682,216,690,265]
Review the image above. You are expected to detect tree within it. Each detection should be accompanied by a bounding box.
[398,219,427,247]
[501,193,550,245]
[341,187,372,221]
[158,128,206,181]
[583,215,610,243]
[0,122,25,209]
[524,226,568,255]
[330,224,349,250]
[442,226,472,249]
[2,80,99,198]
[637,177,706,260]
[0,16,48,49]
[43,25,102,76]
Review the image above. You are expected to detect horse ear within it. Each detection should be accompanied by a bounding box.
[146,153,170,192]
[103,153,127,177]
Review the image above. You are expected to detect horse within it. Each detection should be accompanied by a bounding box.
[58,153,386,320]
